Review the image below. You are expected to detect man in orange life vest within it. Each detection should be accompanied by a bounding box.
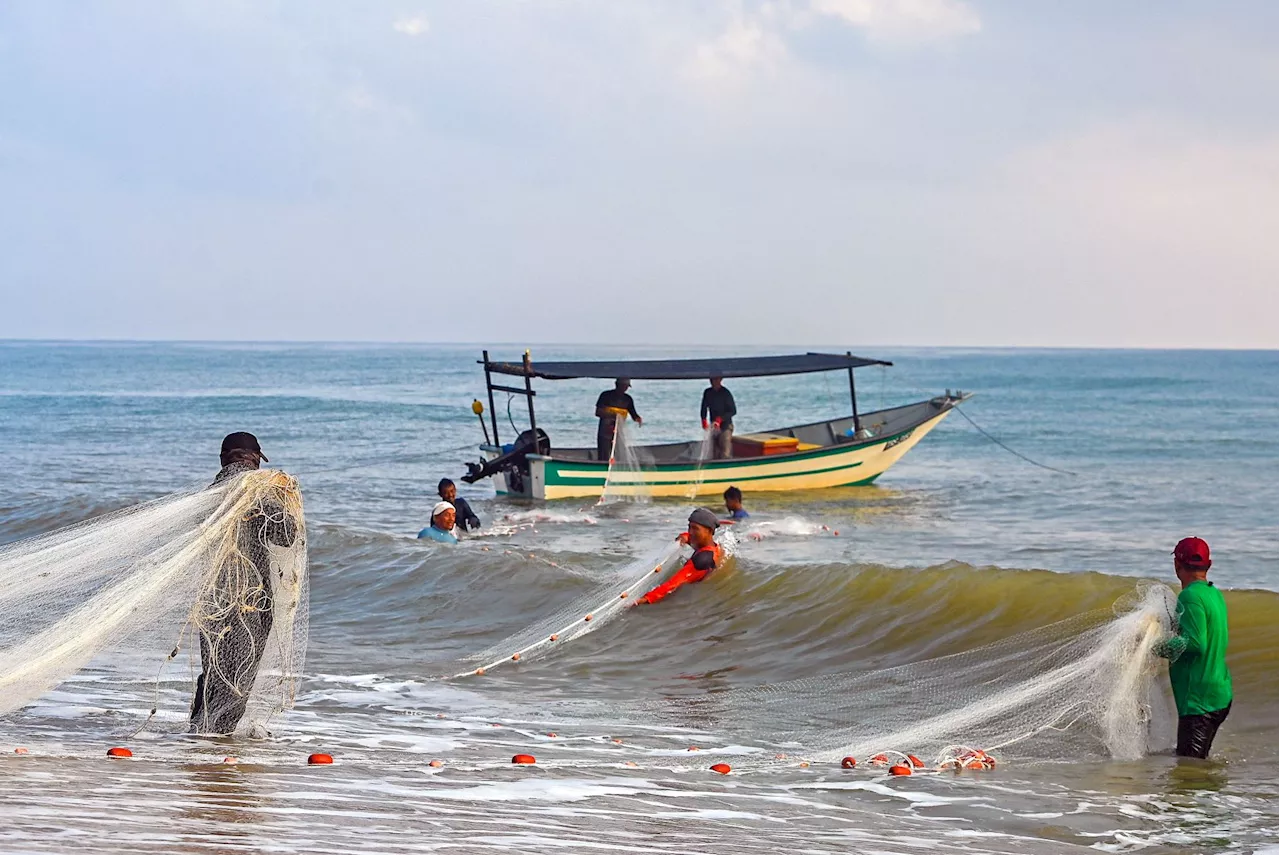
[635,508,724,605]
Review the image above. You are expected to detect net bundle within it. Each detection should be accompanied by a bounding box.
[0,469,308,736]
[646,584,1180,766]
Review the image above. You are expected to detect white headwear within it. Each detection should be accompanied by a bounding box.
[432,501,455,520]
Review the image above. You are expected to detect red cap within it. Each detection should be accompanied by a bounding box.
[1173,537,1211,570]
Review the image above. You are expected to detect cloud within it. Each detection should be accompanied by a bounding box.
[808,0,980,43]
[392,16,430,37]
[688,10,789,83]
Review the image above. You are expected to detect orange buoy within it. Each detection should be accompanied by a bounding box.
[798,761,810,768]
[436,713,446,719]
[624,761,638,767]
[869,753,888,766]
[474,668,486,676]
[907,754,924,768]
[14,748,29,755]
[612,738,623,744]
[512,754,537,765]
[106,747,132,758]
[583,614,593,622]
[841,756,857,769]
[619,591,628,599]
[710,763,732,775]
[832,530,839,536]
[549,634,559,642]
[964,759,986,770]
[889,763,912,776]
[428,759,444,768]
[547,732,558,738]
[653,566,662,573]
[511,653,521,661]
[687,745,699,752]
[307,753,333,765]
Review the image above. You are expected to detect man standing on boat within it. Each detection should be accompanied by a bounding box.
[700,377,737,459]
[595,378,642,462]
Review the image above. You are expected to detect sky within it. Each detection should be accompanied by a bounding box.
[0,1,1275,348]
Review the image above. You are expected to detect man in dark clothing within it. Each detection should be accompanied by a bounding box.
[438,478,481,531]
[700,377,737,459]
[191,431,299,736]
[595,378,642,462]
[1154,536,1233,759]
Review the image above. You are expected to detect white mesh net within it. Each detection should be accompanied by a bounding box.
[644,584,1179,767]
[0,468,308,737]
[599,418,654,504]
[454,529,739,678]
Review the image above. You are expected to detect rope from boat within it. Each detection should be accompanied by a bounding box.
[954,406,1078,477]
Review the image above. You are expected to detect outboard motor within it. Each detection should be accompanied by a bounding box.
[462,428,550,484]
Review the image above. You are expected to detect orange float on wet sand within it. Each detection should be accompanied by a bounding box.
[889,763,912,776]
[840,756,857,769]
[512,754,537,765]
[14,748,29,755]
[308,753,334,765]
[106,747,132,758]
[710,763,732,775]
[428,759,444,768]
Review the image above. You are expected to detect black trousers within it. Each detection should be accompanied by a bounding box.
[190,608,273,735]
[1175,703,1230,759]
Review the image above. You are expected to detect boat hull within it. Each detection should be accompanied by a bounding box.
[488,407,953,500]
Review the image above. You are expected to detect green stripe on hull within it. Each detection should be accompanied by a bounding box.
[544,458,865,489]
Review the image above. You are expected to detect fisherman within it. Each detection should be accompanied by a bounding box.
[191,431,299,735]
[1154,537,1233,759]
[438,478,481,531]
[700,376,737,459]
[634,508,723,605]
[722,486,749,522]
[418,502,459,544]
[595,378,642,462]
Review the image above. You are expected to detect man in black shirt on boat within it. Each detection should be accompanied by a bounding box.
[596,378,642,462]
[700,377,737,459]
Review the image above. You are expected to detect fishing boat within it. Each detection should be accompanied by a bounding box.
[461,351,969,500]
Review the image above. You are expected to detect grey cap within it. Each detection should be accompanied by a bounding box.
[688,507,719,530]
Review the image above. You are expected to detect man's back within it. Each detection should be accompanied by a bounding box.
[1168,580,1232,716]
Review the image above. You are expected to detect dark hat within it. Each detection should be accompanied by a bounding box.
[1173,537,1211,570]
[220,431,268,463]
[688,507,719,531]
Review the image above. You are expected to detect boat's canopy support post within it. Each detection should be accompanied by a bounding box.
[523,351,538,437]
[846,351,862,433]
[483,349,500,446]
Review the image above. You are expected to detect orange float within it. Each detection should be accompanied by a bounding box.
[907,754,924,768]
[869,753,888,766]
[840,756,857,769]
[106,747,132,758]
[14,748,29,755]
[307,753,334,765]
[511,653,521,661]
[428,759,444,768]
[710,763,731,775]
[549,634,559,642]
[512,754,537,765]
[889,763,912,776]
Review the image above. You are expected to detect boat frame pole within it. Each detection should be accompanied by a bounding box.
[846,351,862,434]
[523,351,538,437]
[483,349,500,446]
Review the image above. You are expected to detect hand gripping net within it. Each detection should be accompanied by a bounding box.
[0,470,308,737]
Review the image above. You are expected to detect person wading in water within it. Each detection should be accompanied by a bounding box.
[190,432,299,735]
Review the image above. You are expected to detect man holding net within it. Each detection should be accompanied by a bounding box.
[190,432,300,735]
[634,508,723,605]
[595,378,642,462]
[1154,537,1232,759]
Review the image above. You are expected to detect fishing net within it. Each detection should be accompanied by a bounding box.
[599,417,654,504]
[454,529,739,678]
[0,469,308,737]
[645,583,1180,766]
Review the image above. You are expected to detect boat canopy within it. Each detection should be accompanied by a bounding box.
[483,352,892,381]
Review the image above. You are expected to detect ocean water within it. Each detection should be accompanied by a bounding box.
[0,341,1276,854]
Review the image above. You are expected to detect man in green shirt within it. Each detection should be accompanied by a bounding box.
[1154,537,1232,759]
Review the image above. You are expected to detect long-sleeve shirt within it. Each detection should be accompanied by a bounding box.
[700,386,737,427]
[638,545,720,604]
[1154,580,1233,716]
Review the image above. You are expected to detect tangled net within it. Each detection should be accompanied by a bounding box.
[644,584,1180,767]
[0,469,308,736]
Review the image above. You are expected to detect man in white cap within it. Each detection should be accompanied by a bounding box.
[418,501,459,543]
